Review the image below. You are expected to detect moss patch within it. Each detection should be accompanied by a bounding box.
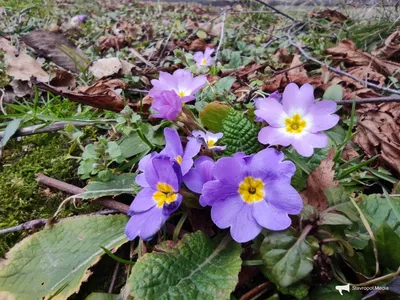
[0,133,90,256]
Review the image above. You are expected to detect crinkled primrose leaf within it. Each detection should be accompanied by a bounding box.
[221,109,261,156]
[128,232,242,300]
[0,214,128,300]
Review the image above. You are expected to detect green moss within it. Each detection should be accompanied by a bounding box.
[0,133,90,256]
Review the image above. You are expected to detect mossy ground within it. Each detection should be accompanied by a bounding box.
[0,133,91,256]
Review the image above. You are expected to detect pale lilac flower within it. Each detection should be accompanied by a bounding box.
[254,91,282,122]
[201,149,302,243]
[162,19,170,26]
[255,83,339,157]
[193,47,214,67]
[183,156,215,204]
[151,90,183,121]
[149,69,207,101]
[192,130,226,151]
[125,157,182,241]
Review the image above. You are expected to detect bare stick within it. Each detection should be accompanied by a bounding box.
[0,121,94,139]
[335,96,400,105]
[288,36,400,96]
[36,174,130,214]
[239,282,272,300]
[253,0,297,22]
[108,262,120,293]
[0,210,117,235]
[215,10,227,60]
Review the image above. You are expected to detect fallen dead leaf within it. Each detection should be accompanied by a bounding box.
[36,78,127,112]
[288,54,307,77]
[173,39,214,51]
[98,35,127,51]
[49,69,76,90]
[372,29,400,61]
[21,30,89,73]
[9,80,33,97]
[301,148,338,212]
[89,57,122,78]
[310,9,348,22]
[0,37,49,82]
[354,103,400,175]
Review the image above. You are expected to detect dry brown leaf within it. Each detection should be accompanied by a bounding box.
[112,22,142,40]
[288,54,307,77]
[173,39,214,51]
[36,78,127,112]
[9,80,33,98]
[49,69,76,90]
[0,37,49,82]
[354,103,400,175]
[272,48,293,64]
[21,30,89,73]
[300,148,338,212]
[89,58,122,78]
[98,35,127,51]
[372,29,400,61]
[310,9,347,22]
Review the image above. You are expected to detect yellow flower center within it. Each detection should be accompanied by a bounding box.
[178,91,185,97]
[176,155,183,164]
[201,58,207,65]
[285,114,307,134]
[238,176,264,204]
[207,139,215,148]
[153,182,178,207]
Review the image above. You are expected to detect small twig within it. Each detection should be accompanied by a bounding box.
[335,96,400,105]
[288,36,400,96]
[0,121,93,139]
[0,88,6,115]
[239,282,272,300]
[108,262,120,293]
[253,0,297,22]
[36,174,130,214]
[126,88,149,94]
[273,63,305,76]
[215,10,227,60]
[0,210,117,235]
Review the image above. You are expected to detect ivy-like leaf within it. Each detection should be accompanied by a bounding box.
[128,232,242,300]
[260,228,318,288]
[0,214,128,300]
[221,109,261,156]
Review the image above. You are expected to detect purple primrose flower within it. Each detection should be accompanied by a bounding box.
[193,47,214,67]
[135,128,201,188]
[125,156,182,241]
[149,69,207,101]
[254,91,282,122]
[151,90,183,121]
[201,148,303,243]
[255,83,339,157]
[183,156,215,204]
[192,130,226,151]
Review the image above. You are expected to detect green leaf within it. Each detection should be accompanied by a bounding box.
[0,214,128,300]
[199,101,231,132]
[291,166,307,191]
[227,51,242,68]
[359,194,400,234]
[277,282,310,299]
[310,281,362,300]
[118,132,151,159]
[373,223,400,270]
[319,212,352,225]
[85,293,119,300]
[128,232,242,300]
[81,173,137,199]
[0,118,21,148]
[221,110,261,156]
[260,228,318,287]
[214,77,236,95]
[196,30,207,39]
[323,84,343,101]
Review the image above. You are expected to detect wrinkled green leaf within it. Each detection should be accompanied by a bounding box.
[319,212,352,226]
[277,282,310,300]
[128,232,242,300]
[81,173,137,199]
[0,118,21,148]
[260,228,318,287]
[360,194,400,234]
[0,215,128,300]
[221,109,261,156]
[214,77,236,95]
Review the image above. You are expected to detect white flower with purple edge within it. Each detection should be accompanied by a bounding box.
[192,130,226,151]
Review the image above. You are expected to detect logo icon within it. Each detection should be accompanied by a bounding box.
[335,283,350,295]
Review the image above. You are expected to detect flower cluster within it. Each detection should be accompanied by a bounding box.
[125,63,339,243]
